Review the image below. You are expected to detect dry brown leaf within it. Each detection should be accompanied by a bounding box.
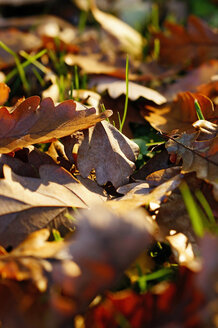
[153,16,218,68]
[0,96,112,154]
[65,54,126,78]
[109,173,183,213]
[0,164,105,247]
[90,0,146,58]
[197,80,218,102]
[0,82,10,105]
[97,80,166,105]
[162,60,218,101]
[166,120,218,199]
[118,167,181,196]
[142,92,217,133]
[0,15,77,47]
[72,89,101,108]
[0,146,56,178]
[98,91,146,138]
[77,121,139,188]
[0,204,155,328]
[132,149,174,180]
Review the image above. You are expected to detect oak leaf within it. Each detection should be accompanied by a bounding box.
[0,96,112,154]
[0,164,105,247]
[142,92,217,133]
[153,15,218,68]
[97,80,166,105]
[77,121,139,188]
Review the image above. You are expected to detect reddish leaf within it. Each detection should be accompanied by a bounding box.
[142,92,217,133]
[0,96,112,153]
[153,16,218,68]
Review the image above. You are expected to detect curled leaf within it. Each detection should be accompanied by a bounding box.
[143,92,217,133]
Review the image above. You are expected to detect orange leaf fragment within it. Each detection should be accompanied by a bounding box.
[0,83,10,105]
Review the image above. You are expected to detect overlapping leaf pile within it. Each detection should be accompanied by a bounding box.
[0,2,217,328]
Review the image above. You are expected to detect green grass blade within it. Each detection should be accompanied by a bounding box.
[32,67,46,87]
[0,40,30,93]
[195,189,215,224]
[119,54,129,133]
[180,181,204,237]
[19,49,48,73]
[194,99,205,120]
[74,65,79,90]
[52,229,63,242]
[5,49,47,83]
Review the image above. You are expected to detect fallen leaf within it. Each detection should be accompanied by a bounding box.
[72,89,101,108]
[97,92,146,138]
[0,204,155,328]
[0,82,10,105]
[65,54,126,78]
[97,80,166,105]
[165,120,218,199]
[0,164,105,247]
[0,96,112,154]
[0,14,77,46]
[153,15,218,68]
[0,146,56,178]
[109,173,183,213]
[132,149,174,180]
[90,0,146,58]
[77,121,139,188]
[162,60,218,101]
[142,92,217,133]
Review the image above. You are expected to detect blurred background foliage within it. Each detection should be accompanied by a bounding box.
[0,0,217,28]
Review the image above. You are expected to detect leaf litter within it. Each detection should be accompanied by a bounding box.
[0,1,217,327]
